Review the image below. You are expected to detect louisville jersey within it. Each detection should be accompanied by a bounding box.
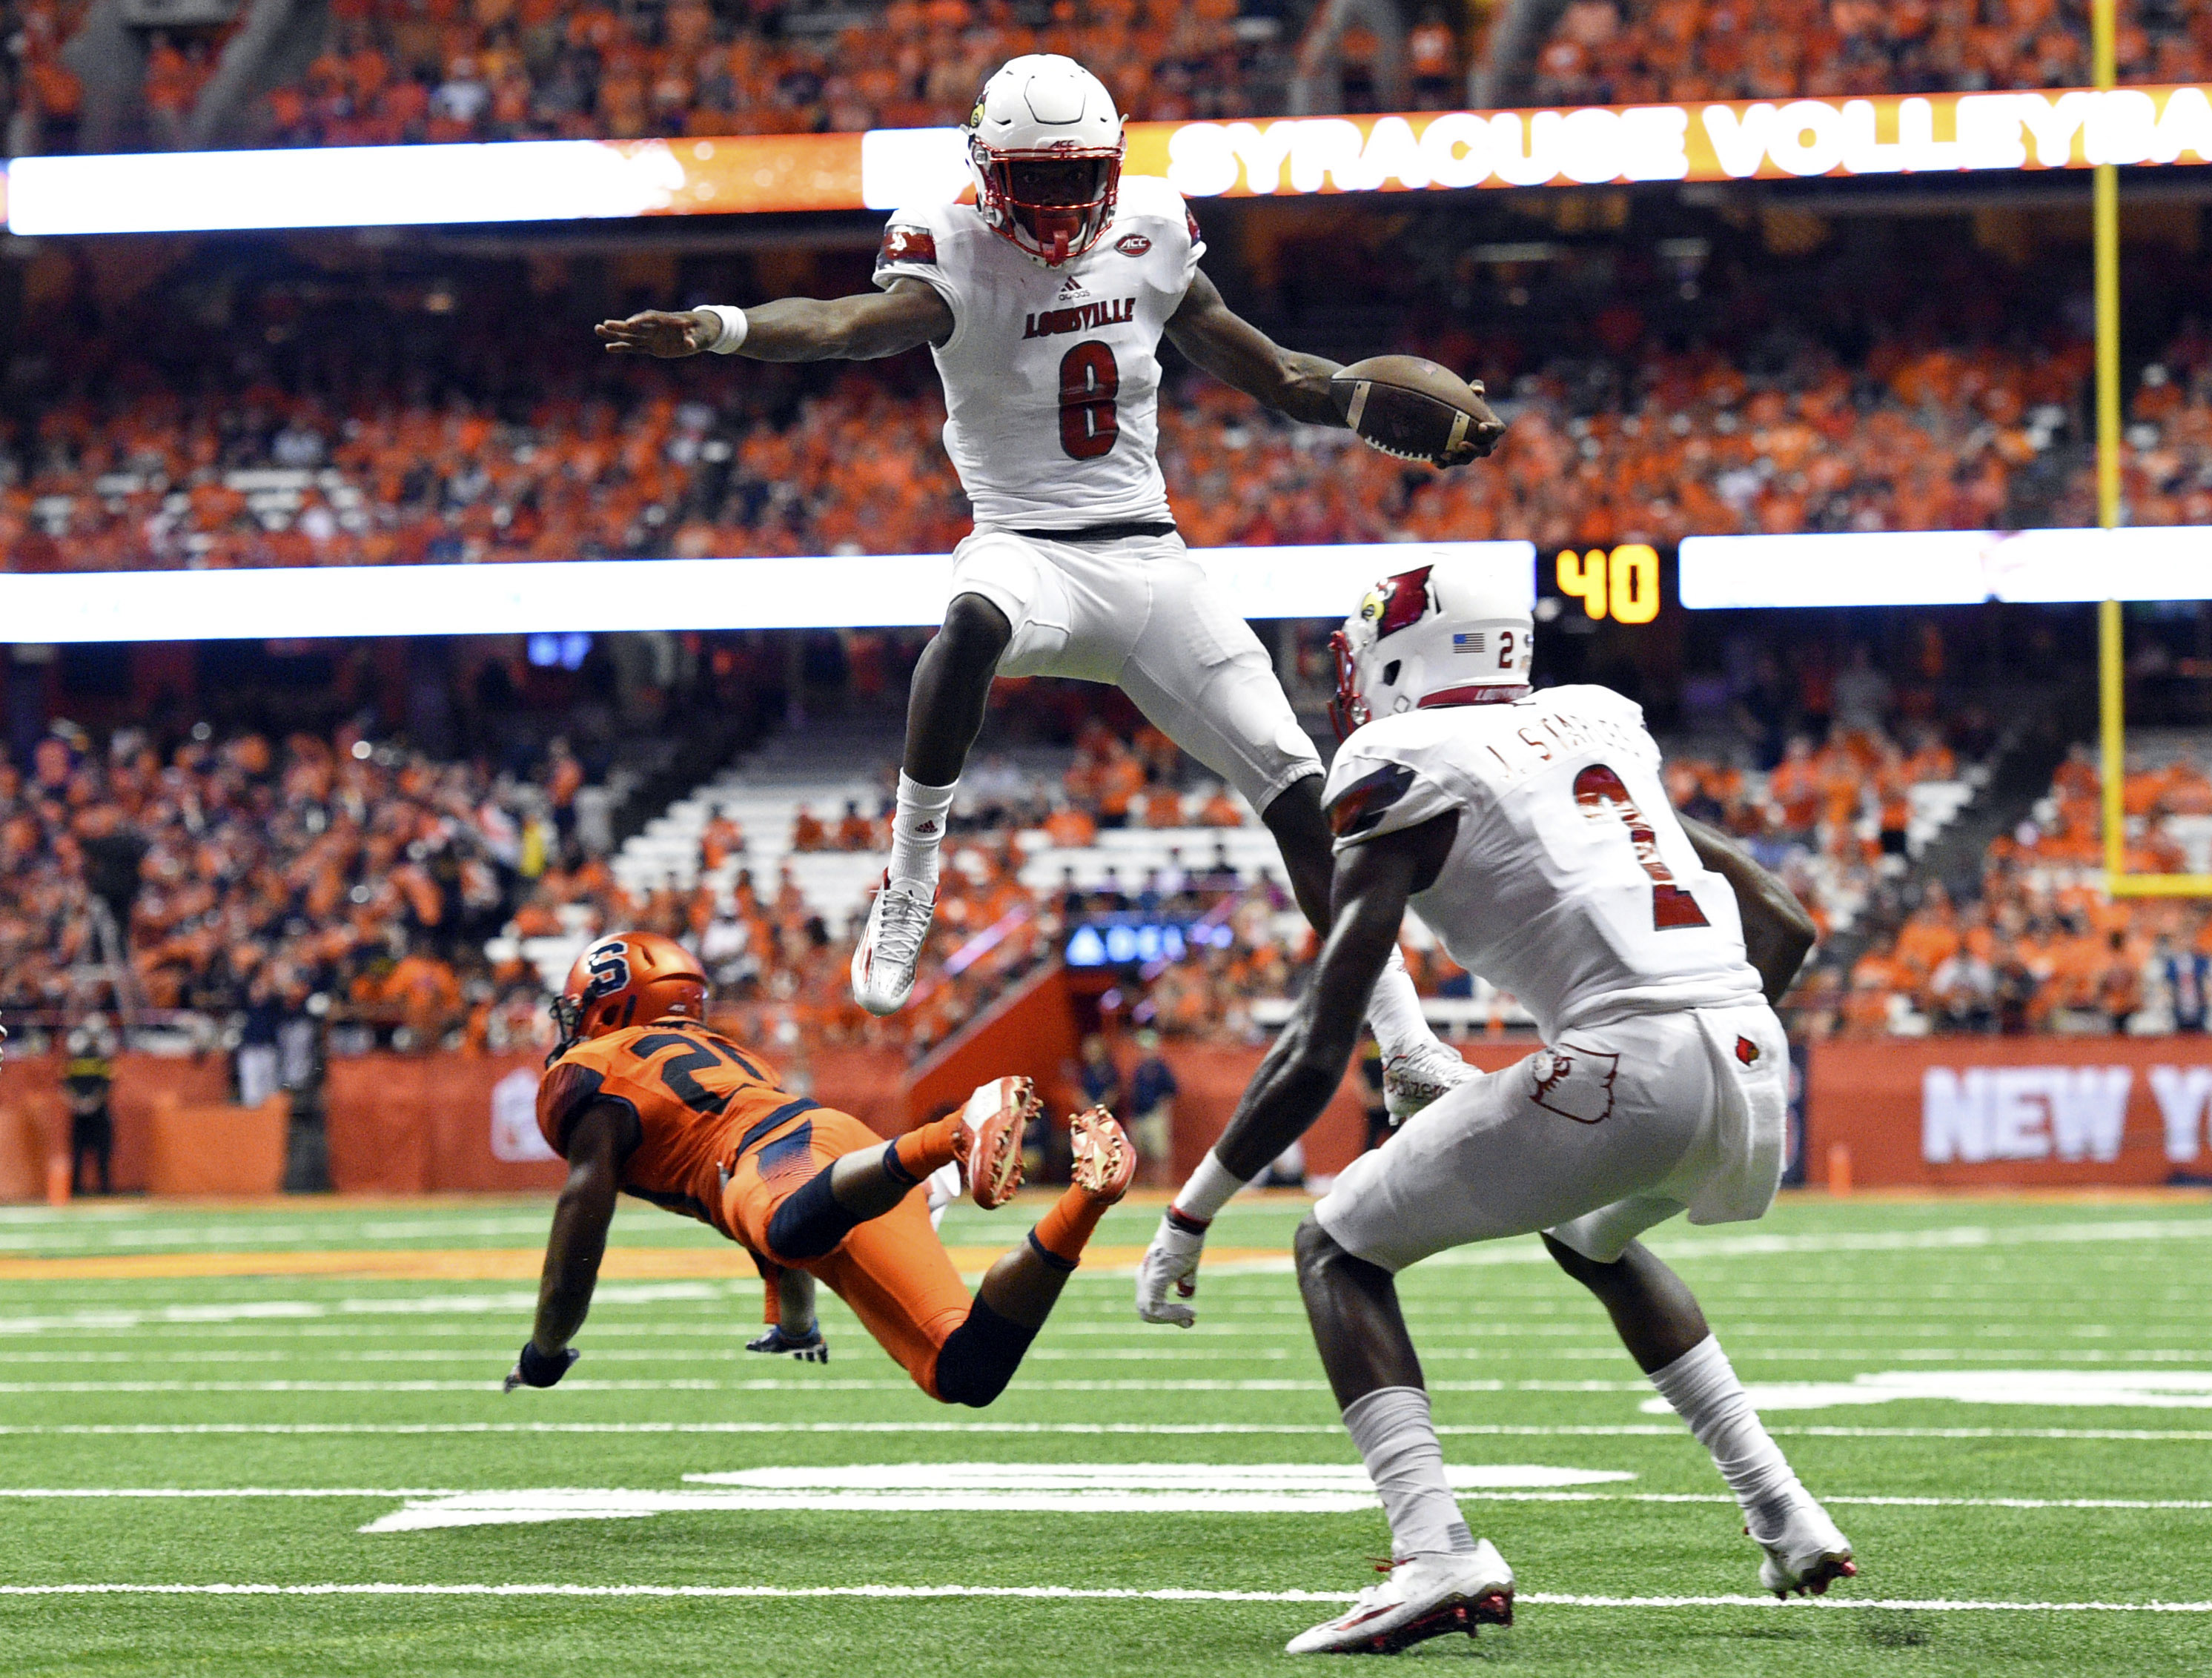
[537,1020,818,1240]
[872,175,1203,530]
[1325,686,1765,1042]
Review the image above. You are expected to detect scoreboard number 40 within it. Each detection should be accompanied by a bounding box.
[1557,544,1660,625]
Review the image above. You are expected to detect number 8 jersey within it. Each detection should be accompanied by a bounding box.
[873,175,1202,531]
[1324,686,1767,1044]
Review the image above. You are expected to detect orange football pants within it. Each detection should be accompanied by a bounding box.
[721,1107,973,1399]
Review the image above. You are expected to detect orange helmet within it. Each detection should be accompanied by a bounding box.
[550,931,709,1061]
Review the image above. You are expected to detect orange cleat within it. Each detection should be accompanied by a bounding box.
[1067,1106,1136,1204]
[958,1076,1036,1210]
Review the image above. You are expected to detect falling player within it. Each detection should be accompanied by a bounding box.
[595,52,1499,1120]
[1136,558,1855,1654]
[503,932,1133,1404]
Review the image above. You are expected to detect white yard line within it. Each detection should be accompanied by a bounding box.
[0,1582,2206,1613]
[4,1420,2211,1440]
[3,1485,2200,1513]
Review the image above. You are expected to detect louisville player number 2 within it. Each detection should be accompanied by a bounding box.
[1059,341,1119,460]
[1573,763,1709,930]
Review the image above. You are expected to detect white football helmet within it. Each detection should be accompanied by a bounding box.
[1329,556,1534,738]
[966,54,1125,267]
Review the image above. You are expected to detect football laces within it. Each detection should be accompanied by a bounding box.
[1357,434,1442,464]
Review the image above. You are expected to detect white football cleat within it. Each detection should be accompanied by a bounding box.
[958,1075,1036,1210]
[850,872,936,1015]
[1288,1545,1514,1655]
[1382,1038,1474,1121]
[1753,1493,1857,1598]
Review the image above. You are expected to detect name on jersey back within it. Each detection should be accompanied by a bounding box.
[1472,706,1648,787]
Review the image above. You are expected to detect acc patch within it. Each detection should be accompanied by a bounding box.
[1327,760,1416,839]
[1735,1035,1760,1066]
[878,223,938,266]
[1186,206,1202,245]
[1114,232,1153,256]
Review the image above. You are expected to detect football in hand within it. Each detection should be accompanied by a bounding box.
[1329,356,1505,466]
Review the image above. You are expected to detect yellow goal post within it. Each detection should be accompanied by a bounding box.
[2093,0,2212,897]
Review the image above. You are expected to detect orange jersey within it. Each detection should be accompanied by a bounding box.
[536,1019,817,1241]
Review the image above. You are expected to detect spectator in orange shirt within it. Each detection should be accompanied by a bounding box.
[1043,801,1097,849]
[2099,929,2145,1033]
[1196,786,1245,829]
[789,804,829,852]
[835,799,878,852]
[1767,736,1822,836]
[1093,749,1145,830]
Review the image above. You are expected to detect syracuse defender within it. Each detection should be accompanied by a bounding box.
[1135,558,1855,1654]
[504,931,1134,1405]
[594,52,1498,1121]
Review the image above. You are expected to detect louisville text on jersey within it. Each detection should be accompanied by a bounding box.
[1327,760,1417,839]
[878,224,938,266]
[1023,296,1137,339]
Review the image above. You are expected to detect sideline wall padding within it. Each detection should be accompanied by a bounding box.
[0,1052,231,1195]
[1806,1036,2212,1188]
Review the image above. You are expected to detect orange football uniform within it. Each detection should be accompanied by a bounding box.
[536,1019,971,1395]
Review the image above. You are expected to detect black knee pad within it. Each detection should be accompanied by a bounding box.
[932,1297,1038,1409]
[764,1167,861,1261]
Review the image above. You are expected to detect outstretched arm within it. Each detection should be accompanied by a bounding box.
[1137,814,1456,1327]
[1678,814,1818,1005]
[1164,268,1345,426]
[514,1101,638,1376]
[1211,815,1458,1177]
[595,278,953,364]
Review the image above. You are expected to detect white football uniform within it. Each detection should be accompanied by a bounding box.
[1313,686,1790,1271]
[872,176,1321,812]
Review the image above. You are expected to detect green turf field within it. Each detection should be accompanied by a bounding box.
[3,1189,2209,1675]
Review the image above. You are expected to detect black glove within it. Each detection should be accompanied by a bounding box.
[745,1323,829,1364]
[503,1340,580,1392]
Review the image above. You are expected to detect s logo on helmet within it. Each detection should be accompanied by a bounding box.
[584,941,631,1000]
[1114,233,1153,257]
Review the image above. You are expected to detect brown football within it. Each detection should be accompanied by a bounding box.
[1329,355,1504,465]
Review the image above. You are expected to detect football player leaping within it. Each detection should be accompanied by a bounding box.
[1136,559,1855,1654]
[596,52,1500,1119]
[505,931,1133,1405]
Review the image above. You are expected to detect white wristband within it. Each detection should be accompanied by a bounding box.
[700,304,749,354]
[1172,1150,1249,1223]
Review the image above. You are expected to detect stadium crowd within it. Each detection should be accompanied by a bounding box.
[0,719,587,1055]
[7,654,2203,1070]
[2,0,1298,156]
[1531,0,2212,110]
[1829,743,2212,1038]
[13,316,2212,574]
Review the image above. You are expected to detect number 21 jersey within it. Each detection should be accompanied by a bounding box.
[872,175,1202,531]
[1323,686,1766,1044]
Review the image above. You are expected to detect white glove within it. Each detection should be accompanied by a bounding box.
[1136,1210,1208,1328]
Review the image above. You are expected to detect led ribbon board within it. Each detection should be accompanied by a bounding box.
[0,541,1533,643]
[1678,527,2212,608]
[7,85,2211,233]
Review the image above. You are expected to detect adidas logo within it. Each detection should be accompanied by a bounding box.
[1056,276,1087,300]
[916,818,939,835]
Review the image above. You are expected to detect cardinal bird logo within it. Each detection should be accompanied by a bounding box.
[1735,1035,1760,1066]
